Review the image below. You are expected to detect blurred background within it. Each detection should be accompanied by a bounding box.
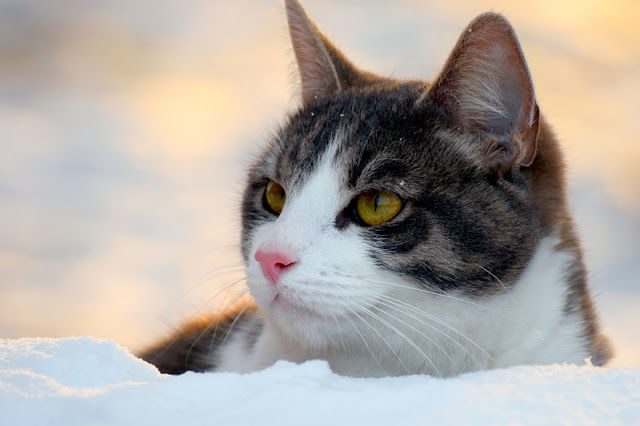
[0,0,638,367]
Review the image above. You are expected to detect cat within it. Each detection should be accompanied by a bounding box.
[139,0,611,378]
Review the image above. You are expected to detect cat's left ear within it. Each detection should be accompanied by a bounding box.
[285,0,371,105]
[424,13,540,172]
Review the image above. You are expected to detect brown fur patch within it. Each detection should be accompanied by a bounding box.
[138,304,258,374]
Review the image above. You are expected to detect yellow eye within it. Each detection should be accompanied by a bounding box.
[264,180,286,215]
[355,190,403,226]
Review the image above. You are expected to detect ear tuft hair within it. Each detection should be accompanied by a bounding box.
[425,13,539,171]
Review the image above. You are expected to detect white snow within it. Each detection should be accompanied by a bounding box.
[1,338,638,425]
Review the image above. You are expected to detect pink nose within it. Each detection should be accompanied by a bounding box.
[254,249,296,285]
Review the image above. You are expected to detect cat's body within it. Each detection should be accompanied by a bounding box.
[140,0,611,377]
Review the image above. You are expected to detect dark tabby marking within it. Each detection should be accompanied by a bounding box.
[139,0,611,376]
[243,82,538,296]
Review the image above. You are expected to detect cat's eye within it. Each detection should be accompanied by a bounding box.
[264,180,286,215]
[355,190,403,226]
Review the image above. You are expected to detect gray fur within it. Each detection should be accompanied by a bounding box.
[140,2,611,376]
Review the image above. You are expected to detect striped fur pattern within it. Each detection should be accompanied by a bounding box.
[139,0,611,377]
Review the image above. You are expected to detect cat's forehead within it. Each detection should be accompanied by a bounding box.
[263,84,459,196]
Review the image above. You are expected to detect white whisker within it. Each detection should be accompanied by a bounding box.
[349,308,411,375]
[357,302,443,377]
[199,288,252,359]
[218,298,253,349]
[364,290,491,367]
[360,291,457,362]
[193,277,248,316]
[362,277,505,316]
[341,304,384,370]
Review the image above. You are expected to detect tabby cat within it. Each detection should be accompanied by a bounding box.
[140,0,611,377]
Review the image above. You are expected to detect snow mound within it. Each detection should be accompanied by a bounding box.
[1,338,638,425]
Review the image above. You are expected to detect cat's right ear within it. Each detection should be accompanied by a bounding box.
[423,13,540,173]
[285,0,368,105]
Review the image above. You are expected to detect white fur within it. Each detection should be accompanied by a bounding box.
[217,140,588,377]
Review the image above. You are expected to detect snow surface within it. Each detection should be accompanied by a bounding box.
[1,338,638,425]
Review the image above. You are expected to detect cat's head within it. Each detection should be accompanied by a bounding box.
[241,0,548,350]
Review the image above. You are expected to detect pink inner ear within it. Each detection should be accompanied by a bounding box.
[428,13,539,168]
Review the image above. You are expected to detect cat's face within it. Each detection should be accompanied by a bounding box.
[240,3,542,350]
[241,92,538,347]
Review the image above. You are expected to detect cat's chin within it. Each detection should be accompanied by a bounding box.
[270,293,320,319]
[258,292,356,348]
